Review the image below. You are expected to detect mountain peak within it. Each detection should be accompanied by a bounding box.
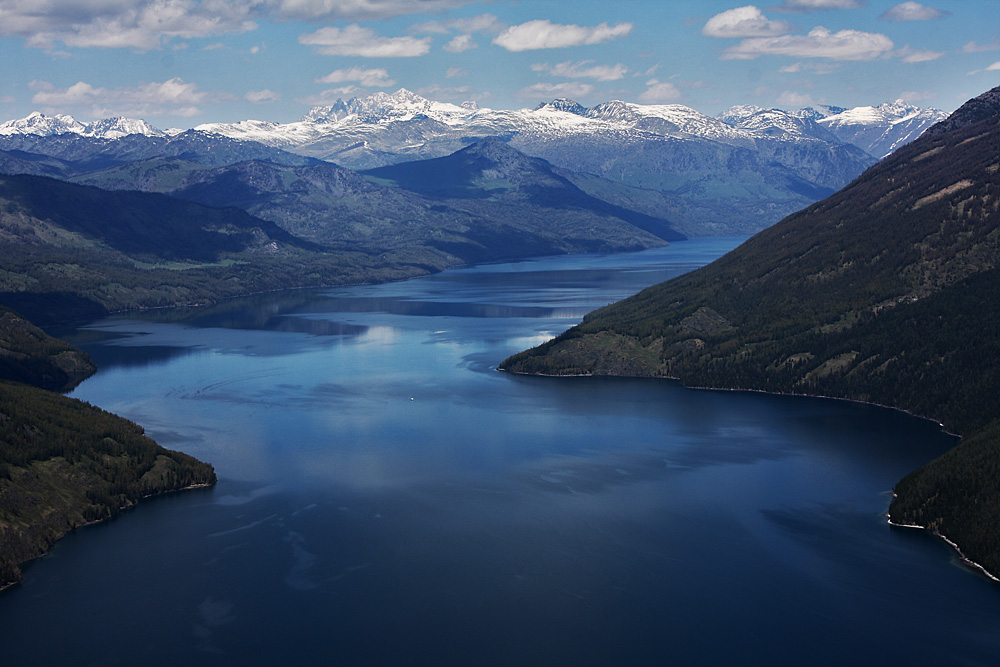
[923,85,999,137]
[0,111,86,136]
[300,88,472,125]
[534,99,588,116]
[0,111,163,138]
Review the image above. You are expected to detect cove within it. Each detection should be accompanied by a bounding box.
[4,237,1000,666]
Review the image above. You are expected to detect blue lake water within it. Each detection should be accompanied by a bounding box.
[4,237,1000,665]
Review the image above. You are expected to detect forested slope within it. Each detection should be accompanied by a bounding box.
[501,86,1000,577]
[0,309,216,589]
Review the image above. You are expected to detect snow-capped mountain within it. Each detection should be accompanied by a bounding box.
[0,112,87,136]
[717,100,947,156]
[0,90,948,236]
[188,89,943,170]
[814,100,949,158]
[0,111,164,139]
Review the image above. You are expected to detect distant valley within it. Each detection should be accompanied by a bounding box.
[1,89,945,237]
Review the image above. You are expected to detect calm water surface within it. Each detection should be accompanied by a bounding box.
[4,237,1000,665]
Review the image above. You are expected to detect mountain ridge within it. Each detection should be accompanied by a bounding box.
[1,90,944,236]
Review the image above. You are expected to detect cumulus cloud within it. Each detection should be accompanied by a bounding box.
[0,0,259,50]
[515,81,596,101]
[723,26,893,60]
[531,60,628,81]
[702,6,792,38]
[30,77,211,117]
[444,34,476,53]
[299,25,430,57]
[638,79,682,103]
[493,20,632,52]
[0,0,486,50]
[773,0,865,11]
[244,88,280,103]
[879,2,949,21]
[317,67,395,87]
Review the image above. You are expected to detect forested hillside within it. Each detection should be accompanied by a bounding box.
[501,85,1000,577]
[0,309,216,588]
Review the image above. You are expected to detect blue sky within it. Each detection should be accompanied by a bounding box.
[1,0,998,128]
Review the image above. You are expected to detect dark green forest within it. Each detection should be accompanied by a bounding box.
[502,87,1000,577]
[0,308,215,589]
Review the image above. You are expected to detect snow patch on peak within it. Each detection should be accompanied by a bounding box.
[83,117,165,139]
[534,99,587,116]
[301,89,474,126]
[0,111,163,138]
[717,105,766,126]
[0,111,86,136]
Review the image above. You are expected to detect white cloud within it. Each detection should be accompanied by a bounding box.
[412,13,503,36]
[299,25,430,57]
[445,67,467,78]
[1,0,259,50]
[879,2,949,22]
[444,34,476,53]
[723,26,894,60]
[515,81,596,101]
[245,88,280,103]
[638,79,682,103]
[0,0,485,50]
[268,0,476,21]
[776,90,815,106]
[30,77,212,117]
[317,67,395,87]
[296,86,364,106]
[773,0,865,11]
[963,40,1000,54]
[895,45,944,63]
[531,60,628,81]
[493,20,632,52]
[779,61,838,73]
[897,90,936,103]
[988,61,1000,71]
[416,84,481,102]
[702,6,792,38]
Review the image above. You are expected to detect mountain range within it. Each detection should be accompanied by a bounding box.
[0,137,682,325]
[0,91,946,236]
[501,85,1000,578]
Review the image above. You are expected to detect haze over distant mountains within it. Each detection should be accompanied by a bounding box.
[0,90,947,236]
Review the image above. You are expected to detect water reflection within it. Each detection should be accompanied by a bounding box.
[8,237,999,666]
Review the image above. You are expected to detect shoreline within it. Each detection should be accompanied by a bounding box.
[501,367,960,437]
[503,366,991,580]
[887,516,1000,583]
[0,479,216,595]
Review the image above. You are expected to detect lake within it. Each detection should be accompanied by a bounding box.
[4,237,1000,665]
